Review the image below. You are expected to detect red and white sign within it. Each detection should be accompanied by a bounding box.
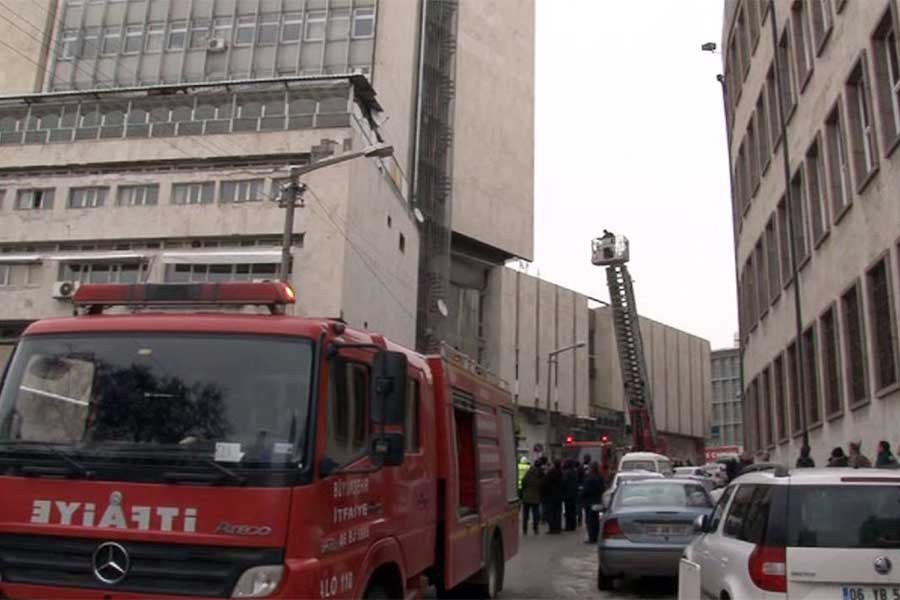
[705,445,743,461]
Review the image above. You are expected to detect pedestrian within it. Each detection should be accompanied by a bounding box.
[725,457,740,483]
[848,441,872,468]
[580,462,605,544]
[562,460,579,531]
[795,445,815,468]
[827,446,849,467]
[542,459,564,534]
[520,461,544,535]
[876,441,897,468]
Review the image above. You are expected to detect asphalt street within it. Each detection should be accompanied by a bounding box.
[500,526,678,600]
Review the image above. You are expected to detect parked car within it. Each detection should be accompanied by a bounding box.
[617,451,674,476]
[597,478,714,590]
[601,470,665,509]
[673,467,716,492]
[683,467,900,599]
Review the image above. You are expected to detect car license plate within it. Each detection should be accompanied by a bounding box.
[841,586,900,600]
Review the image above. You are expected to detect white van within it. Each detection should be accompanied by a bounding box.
[617,451,673,476]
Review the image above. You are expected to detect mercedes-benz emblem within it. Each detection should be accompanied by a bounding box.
[92,542,130,585]
[875,556,893,575]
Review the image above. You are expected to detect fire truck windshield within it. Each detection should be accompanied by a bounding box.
[0,333,314,480]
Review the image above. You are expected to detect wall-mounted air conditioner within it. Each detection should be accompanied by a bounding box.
[207,38,228,53]
[52,280,80,300]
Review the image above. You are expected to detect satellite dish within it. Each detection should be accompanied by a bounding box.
[413,208,425,224]
[436,299,448,317]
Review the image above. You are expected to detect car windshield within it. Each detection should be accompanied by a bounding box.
[0,333,314,468]
[615,481,713,509]
[788,485,900,549]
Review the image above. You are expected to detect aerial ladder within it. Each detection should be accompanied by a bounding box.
[591,231,662,454]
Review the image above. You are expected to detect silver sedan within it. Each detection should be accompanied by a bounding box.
[596,478,714,590]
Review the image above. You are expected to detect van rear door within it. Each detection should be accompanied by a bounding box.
[786,480,900,599]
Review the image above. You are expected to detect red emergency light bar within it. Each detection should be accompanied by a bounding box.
[72,282,296,314]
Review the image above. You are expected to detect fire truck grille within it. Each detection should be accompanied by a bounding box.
[0,534,283,597]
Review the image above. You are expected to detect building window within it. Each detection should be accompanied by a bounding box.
[59,29,79,60]
[825,102,853,219]
[805,137,829,245]
[60,262,147,284]
[258,14,279,45]
[81,27,99,59]
[189,20,211,49]
[101,27,121,56]
[866,256,899,391]
[281,13,302,42]
[803,325,821,425]
[778,29,798,117]
[145,23,164,53]
[68,186,108,209]
[736,6,751,80]
[755,239,768,319]
[164,262,278,283]
[873,10,900,147]
[766,65,781,146]
[748,116,760,194]
[0,263,41,287]
[787,339,801,434]
[15,188,54,210]
[760,367,771,447]
[810,0,834,53]
[765,216,780,303]
[116,184,159,207]
[820,304,842,417]
[846,55,878,186]
[773,354,787,440]
[352,7,375,39]
[124,25,144,54]
[743,254,758,330]
[791,1,814,87]
[789,170,810,265]
[747,0,761,49]
[305,11,326,41]
[167,21,187,51]
[172,182,214,205]
[220,179,264,203]
[234,16,256,46]
[842,281,870,406]
[399,233,406,253]
[756,92,770,170]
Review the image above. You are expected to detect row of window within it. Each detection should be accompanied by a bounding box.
[733,2,900,233]
[745,245,900,451]
[57,8,376,60]
[0,235,289,255]
[739,23,900,335]
[1,179,281,211]
[0,89,351,145]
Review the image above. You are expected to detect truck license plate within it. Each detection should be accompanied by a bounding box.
[841,586,900,600]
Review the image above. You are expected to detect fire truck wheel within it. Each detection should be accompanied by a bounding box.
[470,536,504,599]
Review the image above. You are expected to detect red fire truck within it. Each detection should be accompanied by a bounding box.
[0,282,519,599]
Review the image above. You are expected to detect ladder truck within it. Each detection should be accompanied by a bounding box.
[591,231,663,455]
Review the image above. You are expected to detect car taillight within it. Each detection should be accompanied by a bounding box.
[602,519,623,539]
[748,545,786,593]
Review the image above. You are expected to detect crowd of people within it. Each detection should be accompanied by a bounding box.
[519,456,606,543]
[719,439,899,480]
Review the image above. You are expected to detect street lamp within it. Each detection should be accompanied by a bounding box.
[544,341,586,457]
[278,143,394,281]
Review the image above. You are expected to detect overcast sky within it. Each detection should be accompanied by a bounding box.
[527,0,736,350]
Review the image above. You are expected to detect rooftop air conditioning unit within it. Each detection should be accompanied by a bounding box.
[207,37,228,53]
[52,280,80,300]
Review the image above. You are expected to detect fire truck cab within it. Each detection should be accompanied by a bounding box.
[0,282,519,600]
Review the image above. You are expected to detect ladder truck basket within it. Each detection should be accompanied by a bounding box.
[591,233,630,266]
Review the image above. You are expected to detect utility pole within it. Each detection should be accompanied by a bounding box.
[279,168,306,283]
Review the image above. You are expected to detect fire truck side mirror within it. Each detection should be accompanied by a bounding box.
[371,350,408,426]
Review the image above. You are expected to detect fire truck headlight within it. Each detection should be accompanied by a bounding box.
[232,565,284,598]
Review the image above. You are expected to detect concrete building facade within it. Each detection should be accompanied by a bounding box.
[0,0,535,357]
[709,347,743,447]
[471,267,712,464]
[723,0,900,465]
